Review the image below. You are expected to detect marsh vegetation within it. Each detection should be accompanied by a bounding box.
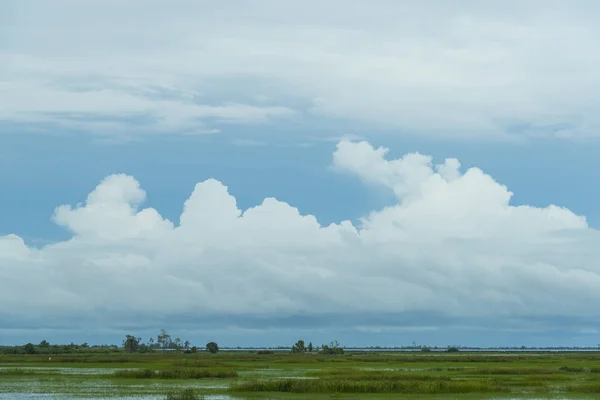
[5,346,600,398]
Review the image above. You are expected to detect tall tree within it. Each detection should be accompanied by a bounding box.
[291,340,306,353]
[157,329,172,350]
[206,342,219,354]
[122,335,141,353]
[23,343,36,354]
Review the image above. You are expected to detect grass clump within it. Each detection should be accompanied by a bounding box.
[558,365,585,373]
[232,378,508,394]
[567,382,600,393]
[0,368,54,376]
[166,388,203,400]
[111,368,237,379]
[305,368,451,382]
[472,367,560,375]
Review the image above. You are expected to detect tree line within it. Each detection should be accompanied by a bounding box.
[1,330,349,356]
[291,339,344,355]
[122,329,219,354]
[1,329,220,355]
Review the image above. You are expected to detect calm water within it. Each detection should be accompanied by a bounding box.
[3,365,600,399]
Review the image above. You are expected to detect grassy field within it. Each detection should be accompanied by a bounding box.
[4,351,600,399]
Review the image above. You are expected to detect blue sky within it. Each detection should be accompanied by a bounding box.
[3,1,600,348]
[3,132,599,244]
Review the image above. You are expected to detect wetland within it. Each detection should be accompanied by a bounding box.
[4,351,600,399]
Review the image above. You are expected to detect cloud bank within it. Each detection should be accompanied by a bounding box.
[3,1,600,138]
[1,140,598,338]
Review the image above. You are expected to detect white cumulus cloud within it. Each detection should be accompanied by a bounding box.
[1,140,599,334]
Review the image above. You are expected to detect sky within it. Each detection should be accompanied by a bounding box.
[2,0,600,348]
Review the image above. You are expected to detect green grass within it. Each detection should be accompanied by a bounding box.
[110,367,237,379]
[305,369,452,381]
[5,350,600,397]
[165,388,204,400]
[231,377,508,394]
[558,365,586,373]
[0,368,57,376]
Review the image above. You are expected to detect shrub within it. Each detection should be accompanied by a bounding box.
[320,341,344,355]
[205,342,219,354]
